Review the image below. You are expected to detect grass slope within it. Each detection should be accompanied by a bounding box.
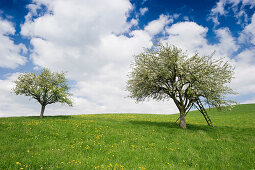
[0,104,254,169]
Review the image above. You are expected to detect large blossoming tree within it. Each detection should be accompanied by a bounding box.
[127,42,236,128]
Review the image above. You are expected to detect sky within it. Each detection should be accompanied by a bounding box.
[0,0,255,117]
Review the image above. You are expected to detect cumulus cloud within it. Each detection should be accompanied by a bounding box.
[164,21,238,57]
[239,13,255,45]
[0,18,27,69]
[231,48,255,95]
[22,0,135,45]
[165,22,208,52]
[21,0,136,76]
[145,14,172,36]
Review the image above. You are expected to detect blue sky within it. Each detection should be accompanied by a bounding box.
[0,0,255,117]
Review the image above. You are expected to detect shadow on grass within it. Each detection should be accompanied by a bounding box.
[129,120,255,137]
[129,120,213,131]
[127,120,252,133]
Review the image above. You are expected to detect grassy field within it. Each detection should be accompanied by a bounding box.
[0,104,254,169]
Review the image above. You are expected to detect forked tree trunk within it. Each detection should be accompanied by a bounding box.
[179,108,186,129]
[40,105,46,118]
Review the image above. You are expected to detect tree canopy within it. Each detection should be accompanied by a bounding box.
[127,42,236,128]
[13,68,72,118]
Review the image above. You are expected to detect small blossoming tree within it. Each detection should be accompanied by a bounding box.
[13,68,72,118]
[127,42,236,128]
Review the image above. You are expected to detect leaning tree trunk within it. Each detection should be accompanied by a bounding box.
[179,108,186,129]
[40,105,46,118]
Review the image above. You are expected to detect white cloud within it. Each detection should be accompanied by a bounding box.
[211,0,226,15]
[214,28,239,56]
[0,18,15,34]
[0,18,27,69]
[145,14,172,36]
[22,0,136,45]
[231,48,255,95]
[139,7,148,16]
[165,22,208,52]
[239,13,255,45]
[21,0,136,77]
[210,0,226,25]
[165,22,238,58]
[20,0,174,78]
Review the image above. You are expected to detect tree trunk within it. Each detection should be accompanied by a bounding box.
[40,105,46,118]
[179,108,186,129]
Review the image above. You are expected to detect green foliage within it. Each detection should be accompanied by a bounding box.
[0,104,254,169]
[127,42,236,113]
[12,68,72,113]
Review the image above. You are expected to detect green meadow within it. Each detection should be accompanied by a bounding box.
[0,104,254,169]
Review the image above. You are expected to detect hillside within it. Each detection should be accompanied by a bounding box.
[0,104,254,169]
